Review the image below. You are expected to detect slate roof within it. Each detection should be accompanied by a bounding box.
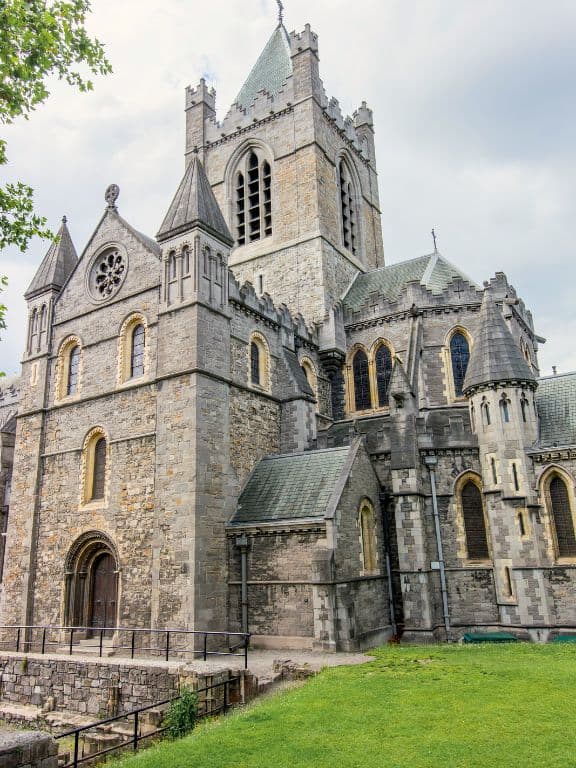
[343,253,476,312]
[536,372,576,448]
[25,218,78,298]
[234,24,292,110]
[463,291,536,392]
[230,446,351,525]
[157,155,232,245]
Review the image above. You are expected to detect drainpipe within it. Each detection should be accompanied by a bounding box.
[235,535,249,634]
[379,490,397,638]
[424,456,451,640]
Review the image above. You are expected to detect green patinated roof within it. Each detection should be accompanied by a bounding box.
[234,24,292,110]
[231,446,351,525]
[537,372,576,448]
[343,253,477,312]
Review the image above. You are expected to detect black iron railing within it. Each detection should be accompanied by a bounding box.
[0,625,250,668]
[55,675,241,768]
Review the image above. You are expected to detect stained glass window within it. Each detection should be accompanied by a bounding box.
[450,332,470,397]
[353,350,371,411]
[67,346,80,396]
[462,481,490,560]
[131,324,145,378]
[550,476,576,558]
[92,438,107,501]
[375,345,393,407]
[251,342,260,386]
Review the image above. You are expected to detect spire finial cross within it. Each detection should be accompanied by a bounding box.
[431,228,438,253]
[276,0,284,25]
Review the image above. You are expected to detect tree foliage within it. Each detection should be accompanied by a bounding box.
[0,0,112,251]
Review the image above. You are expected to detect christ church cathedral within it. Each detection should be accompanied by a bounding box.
[0,10,575,651]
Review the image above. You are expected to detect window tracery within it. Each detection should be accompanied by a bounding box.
[352,349,371,411]
[449,331,470,398]
[359,500,378,573]
[375,344,393,408]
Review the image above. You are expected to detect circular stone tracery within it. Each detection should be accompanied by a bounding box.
[87,248,127,302]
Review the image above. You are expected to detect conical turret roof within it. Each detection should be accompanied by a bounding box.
[25,217,78,298]
[463,291,536,393]
[157,155,233,245]
[234,24,292,110]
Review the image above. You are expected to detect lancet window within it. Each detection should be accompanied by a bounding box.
[235,151,272,246]
[339,160,358,256]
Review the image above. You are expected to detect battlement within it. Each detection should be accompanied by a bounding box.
[289,24,319,55]
[354,101,374,129]
[228,272,318,346]
[186,78,216,111]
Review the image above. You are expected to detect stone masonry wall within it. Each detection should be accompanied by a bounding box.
[0,729,58,768]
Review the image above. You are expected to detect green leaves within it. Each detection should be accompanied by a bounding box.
[0,0,111,252]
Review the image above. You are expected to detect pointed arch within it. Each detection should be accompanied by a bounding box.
[300,356,319,410]
[446,327,471,399]
[225,139,275,246]
[352,347,371,412]
[454,472,491,562]
[337,152,362,259]
[248,331,271,392]
[540,466,576,560]
[358,498,378,574]
[373,341,394,408]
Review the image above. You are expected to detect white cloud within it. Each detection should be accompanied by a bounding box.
[0,0,575,377]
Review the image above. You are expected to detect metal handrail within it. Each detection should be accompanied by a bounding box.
[0,624,251,668]
[55,675,241,768]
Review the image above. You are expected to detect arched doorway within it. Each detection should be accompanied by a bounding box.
[65,532,119,635]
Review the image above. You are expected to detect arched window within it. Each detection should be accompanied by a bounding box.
[500,395,511,423]
[481,397,491,426]
[450,331,470,398]
[520,394,529,423]
[375,344,393,407]
[491,457,498,485]
[359,501,377,572]
[235,151,272,246]
[250,342,260,386]
[92,438,107,501]
[548,475,576,558]
[461,480,490,560]
[300,357,318,409]
[67,346,81,396]
[168,252,177,280]
[353,349,371,411]
[130,324,145,378]
[339,160,358,256]
[248,332,270,391]
[38,304,48,349]
[182,246,190,276]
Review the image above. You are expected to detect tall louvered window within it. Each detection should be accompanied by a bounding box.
[236,151,272,246]
[339,160,358,256]
[375,344,393,407]
[450,332,470,398]
[549,476,576,558]
[92,438,107,501]
[461,481,490,560]
[130,324,145,378]
[67,346,81,396]
[353,349,371,411]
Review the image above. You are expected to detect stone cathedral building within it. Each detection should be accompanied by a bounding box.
[0,15,575,651]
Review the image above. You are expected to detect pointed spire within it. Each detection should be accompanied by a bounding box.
[25,217,78,299]
[233,23,292,110]
[463,291,536,394]
[157,154,233,245]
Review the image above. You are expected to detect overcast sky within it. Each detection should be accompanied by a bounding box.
[1,0,575,377]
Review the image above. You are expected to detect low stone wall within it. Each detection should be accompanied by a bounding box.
[0,729,58,768]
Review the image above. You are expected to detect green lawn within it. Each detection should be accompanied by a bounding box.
[109,644,575,768]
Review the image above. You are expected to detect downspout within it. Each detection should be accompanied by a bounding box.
[235,535,249,634]
[379,490,397,638]
[424,456,451,640]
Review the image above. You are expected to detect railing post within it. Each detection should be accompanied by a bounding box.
[131,631,135,660]
[69,627,74,656]
[15,627,20,653]
[223,679,228,713]
[165,631,170,662]
[244,635,249,669]
[133,710,139,751]
[203,633,207,661]
[99,629,104,658]
[73,731,79,768]
[41,628,47,655]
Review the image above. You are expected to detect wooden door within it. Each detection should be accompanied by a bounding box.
[90,553,117,634]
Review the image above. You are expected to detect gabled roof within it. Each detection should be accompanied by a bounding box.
[343,252,477,312]
[234,24,292,110]
[25,218,78,298]
[463,291,536,393]
[536,372,576,448]
[230,446,352,526]
[157,155,233,245]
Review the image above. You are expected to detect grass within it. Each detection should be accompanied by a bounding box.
[108,644,576,768]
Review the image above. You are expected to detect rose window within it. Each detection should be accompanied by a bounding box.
[87,248,128,302]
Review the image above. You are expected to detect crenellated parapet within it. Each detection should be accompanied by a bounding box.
[228,271,318,347]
